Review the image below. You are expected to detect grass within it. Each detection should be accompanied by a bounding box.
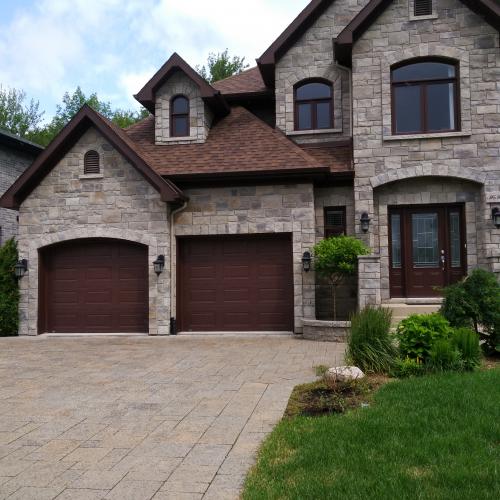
[243,368,500,500]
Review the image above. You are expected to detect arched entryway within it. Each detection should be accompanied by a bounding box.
[39,238,149,334]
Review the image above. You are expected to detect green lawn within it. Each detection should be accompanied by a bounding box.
[243,369,500,500]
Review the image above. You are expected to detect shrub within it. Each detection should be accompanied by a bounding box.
[427,339,462,372]
[0,239,19,336]
[391,357,426,378]
[347,306,397,373]
[441,269,500,355]
[313,236,370,320]
[452,327,481,371]
[396,313,452,362]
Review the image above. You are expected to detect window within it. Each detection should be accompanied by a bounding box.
[170,95,190,137]
[294,80,333,131]
[414,0,433,17]
[84,150,100,175]
[391,59,459,134]
[324,207,346,238]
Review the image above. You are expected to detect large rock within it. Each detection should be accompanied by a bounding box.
[325,366,365,383]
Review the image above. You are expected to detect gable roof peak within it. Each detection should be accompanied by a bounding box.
[134,52,229,117]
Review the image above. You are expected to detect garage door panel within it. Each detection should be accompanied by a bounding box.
[179,235,293,332]
[42,239,148,333]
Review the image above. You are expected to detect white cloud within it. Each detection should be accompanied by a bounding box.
[0,0,310,115]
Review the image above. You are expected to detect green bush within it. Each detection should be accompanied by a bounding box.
[0,239,19,336]
[391,357,426,378]
[427,339,462,372]
[396,313,452,362]
[452,327,481,371]
[347,306,397,373]
[313,236,370,320]
[441,269,500,355]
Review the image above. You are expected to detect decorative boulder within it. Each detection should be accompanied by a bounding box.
[325,366,365,383]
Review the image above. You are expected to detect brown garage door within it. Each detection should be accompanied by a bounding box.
[178,234,294,332]
[40,239,148,333]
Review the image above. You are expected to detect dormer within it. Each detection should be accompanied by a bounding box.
[134,53,229,145]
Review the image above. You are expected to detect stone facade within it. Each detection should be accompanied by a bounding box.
[0,145,36,244]
[351,0,500,293]
[17,127,171,336]
[173,183,317,332]
[154,72,213,144]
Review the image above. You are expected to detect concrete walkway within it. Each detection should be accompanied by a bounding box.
[0,335,344,499]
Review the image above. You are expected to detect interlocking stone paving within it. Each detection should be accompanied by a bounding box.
[0,335,344,499]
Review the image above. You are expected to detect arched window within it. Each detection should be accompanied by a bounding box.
[294,80,333,131]
[84,150,100,175]
[170,95,190,137]
[391,58,459,134]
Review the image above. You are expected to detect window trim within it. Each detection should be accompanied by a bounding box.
[294,79,333,132]
[390,57,460,136]
[83,150,100,175]
[324,206,347,238]
[170,94,190,138]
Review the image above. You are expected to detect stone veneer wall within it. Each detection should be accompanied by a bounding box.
[0,146,35,244]
[154,72,213,145]
[275,0,370,143]
[17,127,171,336]
[172,183,316,332]
[351,0,500,285]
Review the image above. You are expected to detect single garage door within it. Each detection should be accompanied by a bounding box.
[178,234,294,332]
[40,239,148,333]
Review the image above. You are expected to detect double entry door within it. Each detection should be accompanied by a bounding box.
[389,204,467,298]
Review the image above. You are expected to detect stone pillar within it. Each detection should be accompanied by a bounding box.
[487,255,500,281]
[358,255,381,309]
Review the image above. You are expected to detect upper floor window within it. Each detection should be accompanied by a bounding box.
[391,59,459,135]
[84,150,100,175]
[170,95,190,137]
[294,80,333,131]
[414,0,433,17]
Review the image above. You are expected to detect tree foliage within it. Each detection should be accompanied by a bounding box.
[0,86,44,140]
[197,49,249,83]
[0,239,19,336]
[313,236,370,320]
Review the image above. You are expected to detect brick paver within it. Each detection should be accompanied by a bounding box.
[0,335,344,499]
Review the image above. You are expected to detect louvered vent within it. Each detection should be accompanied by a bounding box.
[414,0,433,16]
[84,150,100,174]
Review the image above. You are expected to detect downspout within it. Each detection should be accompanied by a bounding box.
[169,200,188,334]
[334,61,353,137]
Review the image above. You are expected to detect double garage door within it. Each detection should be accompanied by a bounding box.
[40,235,294,334]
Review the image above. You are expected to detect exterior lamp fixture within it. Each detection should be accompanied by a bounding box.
[153,255,165,276]
[302,251,312,272]
[493,207,500,229]
[360,212,371,233]
[14,259,28,280]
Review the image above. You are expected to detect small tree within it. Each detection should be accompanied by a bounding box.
[0,239,19,336]
[196,49,249,83]
[313,236,370,320]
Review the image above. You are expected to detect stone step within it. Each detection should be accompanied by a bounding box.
[384,302,442,326]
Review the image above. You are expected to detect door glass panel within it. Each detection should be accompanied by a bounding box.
[412,213,439,268]
[449,212,461,268]
[391,214,402,269]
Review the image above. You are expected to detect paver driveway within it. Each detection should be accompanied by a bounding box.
[0,335,344,499]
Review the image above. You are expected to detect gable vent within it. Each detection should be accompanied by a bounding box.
[84,150,100,175]
[414,0,433,16]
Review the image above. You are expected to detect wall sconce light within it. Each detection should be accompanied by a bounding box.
[14,259,28,279]
[492,207,500,229]
[360,212,371,233]
[302,251,312,272]
[153,255,165,276]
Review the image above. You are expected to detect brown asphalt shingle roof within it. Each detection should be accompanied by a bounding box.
[212,67,268,96]
[125,106,328,177]
[299,143,353,173]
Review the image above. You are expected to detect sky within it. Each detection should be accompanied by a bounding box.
[0,0,310,120]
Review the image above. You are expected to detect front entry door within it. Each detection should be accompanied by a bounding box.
[389,205,466,298]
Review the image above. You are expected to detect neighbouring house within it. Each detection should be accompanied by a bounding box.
[0,129,43,245]
[1,0,499,336]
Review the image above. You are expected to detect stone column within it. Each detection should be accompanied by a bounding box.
[358,255,381,309]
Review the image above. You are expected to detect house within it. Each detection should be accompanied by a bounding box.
[1,0,499,336]
[0,129,43,245]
